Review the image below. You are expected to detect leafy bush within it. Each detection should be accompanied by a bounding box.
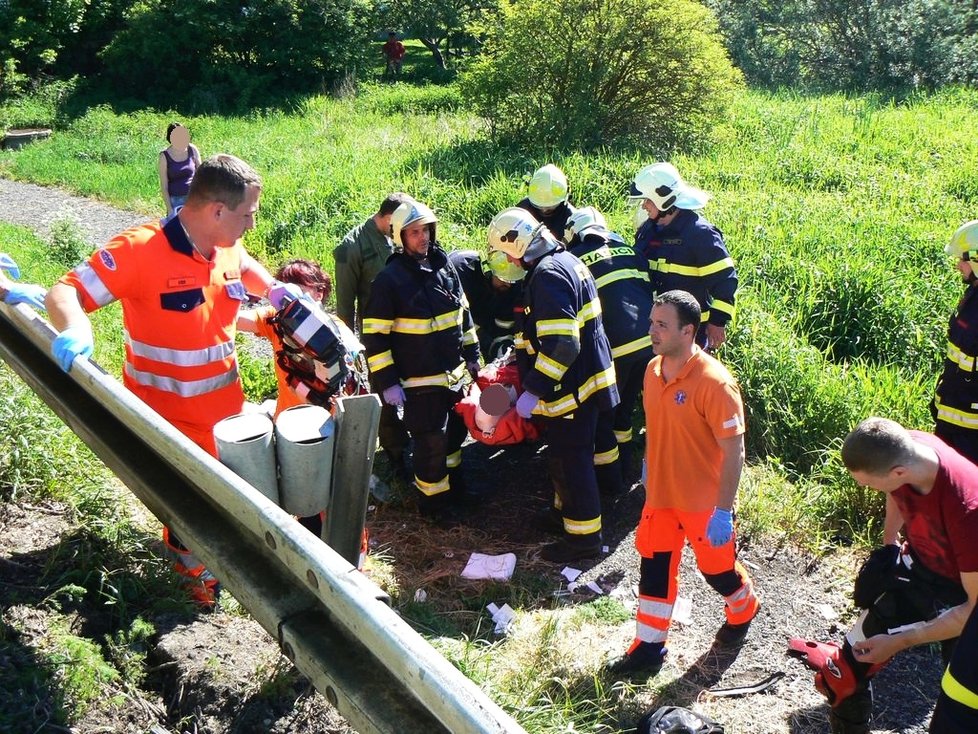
[459,0,742,151]
[98,0,376,112]
[707,0,978,91]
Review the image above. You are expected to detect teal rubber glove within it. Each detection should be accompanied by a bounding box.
[0,253,20,280]
[52,324,94,372]
[4,283,46,310]
[706,507,734,547]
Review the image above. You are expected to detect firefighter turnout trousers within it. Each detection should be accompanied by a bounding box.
[931,603,978,733]
[403,386,467,500]
[545,400,603,544]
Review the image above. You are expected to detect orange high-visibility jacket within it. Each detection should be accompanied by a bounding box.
[60,218,248,445]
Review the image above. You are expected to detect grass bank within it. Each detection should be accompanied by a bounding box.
[3,85,976,541]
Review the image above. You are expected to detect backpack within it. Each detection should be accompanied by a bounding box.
[637,706,724,734]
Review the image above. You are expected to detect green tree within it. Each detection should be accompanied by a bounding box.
[99,0,375,109]
[382,0,497,70]
[707,0,978,90]
[459,0,742,151]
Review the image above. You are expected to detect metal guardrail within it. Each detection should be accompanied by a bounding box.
[0,301,528,734]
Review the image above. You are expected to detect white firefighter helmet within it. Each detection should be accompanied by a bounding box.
[627,162,710,211]
[391,199,437,248]
[946,220,978,277]
[487,207,558,261]
[527,164,569,209]
[565,206,608,243]
[485,249,525,284]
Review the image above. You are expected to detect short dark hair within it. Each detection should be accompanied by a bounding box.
[275,259,332,303]
[186,154,261,210]
[378,192,411,217]
[165,122,185,142]
[653,290,701,330]
[841,417,916,474]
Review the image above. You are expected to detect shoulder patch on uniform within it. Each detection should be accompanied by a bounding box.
[99,249,116,271]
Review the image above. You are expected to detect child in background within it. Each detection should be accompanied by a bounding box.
[158,122,201,218]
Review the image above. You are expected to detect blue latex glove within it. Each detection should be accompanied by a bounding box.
[268,281,303,309]
[382,384,405,407]
[0,253,21,280]
[706,507,734,547]
[4,283,46,310]
[641,458,647,486]
[52,324,94,372]
[466,361,480,380]
[515,390,539,419]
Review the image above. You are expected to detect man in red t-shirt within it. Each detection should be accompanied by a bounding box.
[382,32,406,77]
[806,417,978,733]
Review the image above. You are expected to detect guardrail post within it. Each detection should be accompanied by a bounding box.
[327,394,381,565]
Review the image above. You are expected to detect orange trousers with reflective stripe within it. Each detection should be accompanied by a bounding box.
[634,507,758,644]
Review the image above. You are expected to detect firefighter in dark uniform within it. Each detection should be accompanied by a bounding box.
[488,207,619,563]
[629,162,737,350]
[362,200,481,515]
[448,249,524,361]
[565,207,654,494]
[934,220,978,464]
[516,164,576,243]
[932,602,978,733]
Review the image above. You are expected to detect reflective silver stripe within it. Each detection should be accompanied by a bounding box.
[636,622,669,643]
[125,363,239,397]
[948,342,977,372]
[75,262,116,307]
[638,598,673,619]
[126,331,235,367]
[611,334,652,359]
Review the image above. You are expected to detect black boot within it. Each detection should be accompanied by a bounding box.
[606,642,666,678]
[830,686,873,734]
[541,533,602,563]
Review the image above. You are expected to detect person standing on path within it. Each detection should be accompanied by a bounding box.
[45,154,276,606]
[609,289,759,678]
[159,122,202,218]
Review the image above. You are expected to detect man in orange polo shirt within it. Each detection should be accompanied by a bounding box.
[608,289,759,676]
[45,154,274,606]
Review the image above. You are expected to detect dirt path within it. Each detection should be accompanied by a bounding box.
[0,177,146,247]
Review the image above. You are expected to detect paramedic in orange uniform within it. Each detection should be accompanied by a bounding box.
[608,289,760,677]
[45,154,273,605]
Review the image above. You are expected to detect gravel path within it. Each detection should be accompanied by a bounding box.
[0,177,147,247]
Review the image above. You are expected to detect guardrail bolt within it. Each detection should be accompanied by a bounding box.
[306,569,319,588]
[264,531,277,550]
[326,686,338,706]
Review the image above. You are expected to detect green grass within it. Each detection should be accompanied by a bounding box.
[4,83,974,538]
[1,83,976,730]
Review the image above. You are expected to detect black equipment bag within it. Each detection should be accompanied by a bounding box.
[637,705,724,734]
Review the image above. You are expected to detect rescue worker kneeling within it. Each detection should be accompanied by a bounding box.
[362,199,481,519]
[791,418,978,734]
[487,207,619,563]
